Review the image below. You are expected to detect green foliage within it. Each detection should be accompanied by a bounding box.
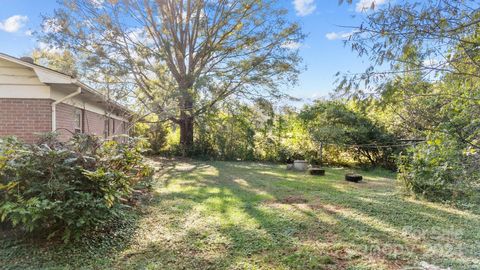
[191,105,256,160]
[398,133,480,204]
[254,110,315,163]
[31,49,78,77]
[0,134,153,242]
[164,101,316,163]
[140,99,400,168]
[133,119,169,155]
[361,30,480,202]
[300,100,398,168]
[338,0,480,203]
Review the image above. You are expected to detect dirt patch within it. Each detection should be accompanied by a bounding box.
[278,195,308,204]
[308,203,345,214]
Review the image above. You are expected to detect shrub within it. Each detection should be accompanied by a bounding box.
[398,133,480,204]
[300,100,399,168]
[0,133,153,242]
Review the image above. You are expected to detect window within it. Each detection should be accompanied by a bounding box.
[74,109,82,133]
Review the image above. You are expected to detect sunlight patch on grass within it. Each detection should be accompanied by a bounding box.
[233,178,250,187]
[174,162,197,171]
[404,197,480,219]
[196,165,219,176]
[320,203,410,241]
[232,177,272,197]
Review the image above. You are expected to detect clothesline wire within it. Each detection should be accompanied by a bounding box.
[314,141,425,149]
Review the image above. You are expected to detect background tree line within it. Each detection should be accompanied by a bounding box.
[135,97,403,170]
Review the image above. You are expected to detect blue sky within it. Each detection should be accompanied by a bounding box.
[0,0,385,101]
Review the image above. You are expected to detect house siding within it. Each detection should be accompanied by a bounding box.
[0,98,52,143]
[55,102,129,141]
[111,118,125,136]
[0,55,131,143]
[84,109,106,137]
[0,98,129,143]
[56,102,76,141]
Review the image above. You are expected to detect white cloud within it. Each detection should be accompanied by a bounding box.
[355,0,387,12]
[281,41,302,50]
[25,30,33,36]
[0,15,28,33]
[293,0,316,16]
[325,30,357,41]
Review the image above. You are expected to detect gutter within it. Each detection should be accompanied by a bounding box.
[73,81,132,117]
[51,86,82,131]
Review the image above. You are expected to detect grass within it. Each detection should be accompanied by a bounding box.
[1,159,479,269]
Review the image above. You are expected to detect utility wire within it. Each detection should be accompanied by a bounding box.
[316,141,425,149]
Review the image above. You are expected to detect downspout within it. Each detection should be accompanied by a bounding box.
[51,86,82,131]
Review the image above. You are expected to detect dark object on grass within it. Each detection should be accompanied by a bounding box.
[309,168,325,176]
[345,173,362,182]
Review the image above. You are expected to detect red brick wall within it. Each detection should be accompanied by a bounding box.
[109,118,129,142]
[56,103,129,141]
[83,109,106,138]
[55,103,76,141]
[0,98,129,143]
[111,118,124,136]
[0,99,52,143]
[108,117,130,138]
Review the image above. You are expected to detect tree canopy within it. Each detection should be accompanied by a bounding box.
[300,100,398,167]
[42,0,303,153]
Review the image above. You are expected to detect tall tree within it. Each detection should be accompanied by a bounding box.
[41,0,303,152]
[338,0,480,201]
[31,49,79,77]
[338,0,480,145]
[338,0,480,95]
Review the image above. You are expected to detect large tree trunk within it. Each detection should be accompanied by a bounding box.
[179,94,194,155]
[179,114,194,151]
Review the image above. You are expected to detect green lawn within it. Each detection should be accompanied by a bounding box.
[1,159,479,269]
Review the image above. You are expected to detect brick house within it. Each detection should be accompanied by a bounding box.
[0,52,132,143]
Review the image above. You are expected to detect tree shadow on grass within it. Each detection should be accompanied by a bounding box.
[3,159,478,269]
[113,161,418,269]
[138,160,480,269]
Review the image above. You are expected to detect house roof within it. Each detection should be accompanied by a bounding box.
[0,52,132,116]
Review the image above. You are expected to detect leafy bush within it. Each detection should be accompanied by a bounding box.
[300,100,399,168]
[133,120,169,155]
[0,133,153,242]
[398,133,480,204]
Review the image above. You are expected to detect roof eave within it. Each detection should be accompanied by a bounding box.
[0,52,133,116]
